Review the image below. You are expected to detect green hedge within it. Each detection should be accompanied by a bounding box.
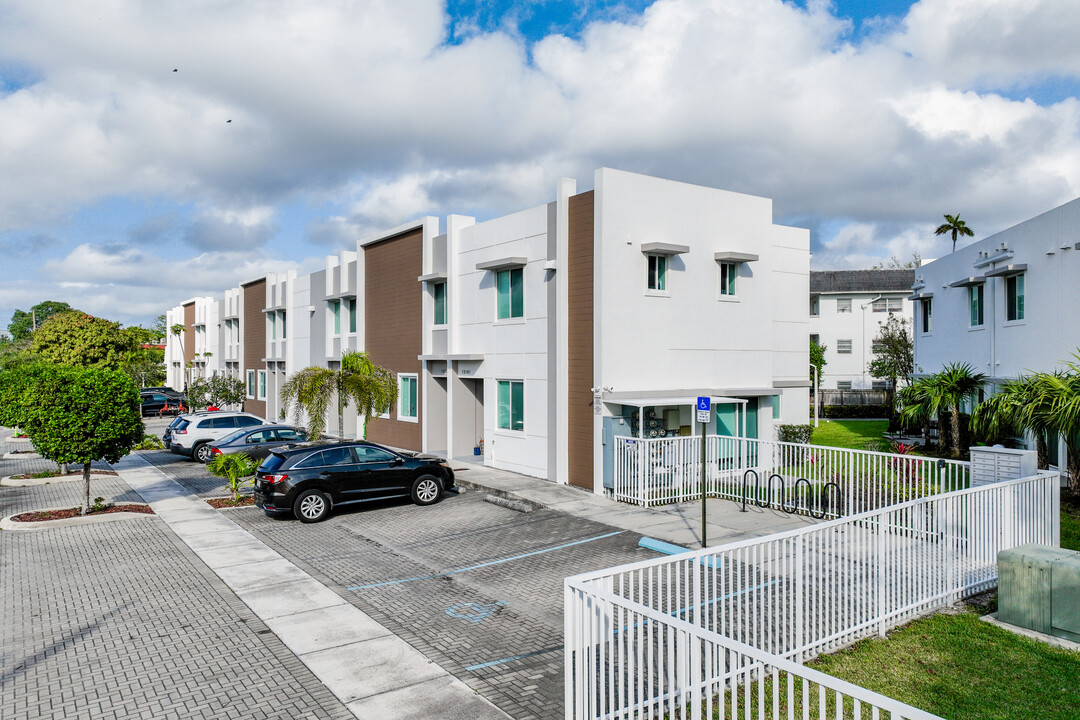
[820,404,891,419]
[777,424,813,444]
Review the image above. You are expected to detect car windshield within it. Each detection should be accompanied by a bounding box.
[217,429,248,445]
[175,419,190,431]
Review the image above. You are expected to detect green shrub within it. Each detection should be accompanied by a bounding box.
[821,404,890,419]
[777,424,813,444]
[132,434,164,450]
[206,452,257,501]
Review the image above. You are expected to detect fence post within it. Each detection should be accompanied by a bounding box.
[877,513,887,637]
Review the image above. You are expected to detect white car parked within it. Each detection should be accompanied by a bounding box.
[169,412,270,463]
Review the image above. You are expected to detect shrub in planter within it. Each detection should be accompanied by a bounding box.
[777,424,813,444]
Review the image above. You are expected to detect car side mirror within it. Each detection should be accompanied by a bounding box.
[392,457,404,466]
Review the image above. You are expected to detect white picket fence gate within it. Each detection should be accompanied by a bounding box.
[612,435,970,517]
[566,471,1060,719]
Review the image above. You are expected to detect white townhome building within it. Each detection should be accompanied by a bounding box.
[809,269,915,391]
[165,168,811,493]
[912,197,1080,474]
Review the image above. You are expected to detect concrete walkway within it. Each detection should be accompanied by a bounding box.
[452,461,820,549]
[111,452,509,720]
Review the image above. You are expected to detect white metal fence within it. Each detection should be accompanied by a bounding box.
[567,471,1060,719]
[612,435,970,516]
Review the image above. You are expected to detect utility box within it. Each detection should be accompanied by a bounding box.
[998,544,1080,641]
[971,446,1037,486]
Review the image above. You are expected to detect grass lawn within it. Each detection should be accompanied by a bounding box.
[810,419,889,450]
[1062,490,1080,551]
[808,604,1080,720]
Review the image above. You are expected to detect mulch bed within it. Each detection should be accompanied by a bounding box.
[9,470,119,480]
[11,504,155,522]
[206,496,255,509]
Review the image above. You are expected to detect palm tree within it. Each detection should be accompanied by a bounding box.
[898,378,934,448]
[904,363,985,458]
[934,213,975,253]
[1027,356,1080,491]
[280,350,398,440]
[970,376,1052,468]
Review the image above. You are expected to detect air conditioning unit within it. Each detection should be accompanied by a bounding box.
[998,544,1080,642]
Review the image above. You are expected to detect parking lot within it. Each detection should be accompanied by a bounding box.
[140,420,659,720]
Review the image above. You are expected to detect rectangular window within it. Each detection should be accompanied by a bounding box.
[718,262,737,296]
[246,369,256,399]
[497,380,525,432]
[269,312,276,340]
[837,381,852,390]
[398,374,418,421]
[969,285,984,326]
[257,370,267,401]
[837,339,853,354]
[1006,274,1025,321]
[330,300,341,335]
[921,298,933,333]
[347,298,357,333]
[647,254,667,292]
[871,340,885,353]
[810,334,820,346]
[871,297,902,313]
[872,381,888,390]
[496,268,524,319]
[280,311,287,339]
[772,395,781,419]
[810,296,819,316]
[836,298,852,313]
[433,282,447,325]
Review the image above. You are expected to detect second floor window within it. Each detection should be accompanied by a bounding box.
[647,254,666,292]
[871,297,902,313]
[330,300,341,335]
[1006,274,1025,321]
[836,298,852,313]
[496,268,523,319]
[719,262,737,296]
[969,285,984,326]
[347,298,357,333]
[921,298,933,333]
[269,313,276,340]
[837,339,853,354]
[433,282,447,325]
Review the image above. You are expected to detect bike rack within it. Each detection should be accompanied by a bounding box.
[742,469,840,518]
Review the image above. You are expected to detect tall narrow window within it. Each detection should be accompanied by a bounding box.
[280,311,287,339]
[810,296,820,316]
[347,298,357,333]
[921,298,933,333]
[1006,274,1025,321]
[246,369,256,399]
[269,313,276,340]
[330,300,341,335]
[969,285,984,326]
[496,268,523,319]
[398,375,418,421]
[497,380,524,432]
[719,262,737,296]
[433,282,447,325]
[647,254,666,292]
[257,370,267,400]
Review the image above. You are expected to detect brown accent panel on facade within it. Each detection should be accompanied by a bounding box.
[567,191,595,489]
[182,303,195,367]
[364,228,423,451]
[242,279,267,418]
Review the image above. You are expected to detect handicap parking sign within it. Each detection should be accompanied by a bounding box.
[696,396,711,423]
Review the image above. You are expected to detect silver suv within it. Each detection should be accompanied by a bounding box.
[169,412,270,463]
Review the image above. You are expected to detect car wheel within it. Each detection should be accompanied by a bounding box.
[193,443,213,464]
[294,489,331,523]
[411,475,443,506]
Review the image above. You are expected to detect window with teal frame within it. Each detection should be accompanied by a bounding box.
[647,254,666,291]
[1006,274,1024,321]
[497,380,524,431]
[433,282,447,325]
[719,261,737,296]
[772,395,781,419]
[398,375,418,420]
[330,300,341,335]
[969,284,984,326]
[496,268,523,319]
[269,312,276,340]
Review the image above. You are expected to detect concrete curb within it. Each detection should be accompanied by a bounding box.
[1,472,118,487]
[980,612,1080,652]
[0,504,154,531]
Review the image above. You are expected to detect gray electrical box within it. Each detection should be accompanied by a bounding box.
[998,544,1080,641]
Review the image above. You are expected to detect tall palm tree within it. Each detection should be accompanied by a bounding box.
[934,213,975,253]
[898,377,934,448]
[280,350,398,440]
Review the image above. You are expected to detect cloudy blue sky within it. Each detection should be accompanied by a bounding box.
[1,0,1078,331]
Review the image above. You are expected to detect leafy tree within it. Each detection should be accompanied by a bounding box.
[281,350,397,439]
[8,300,76,343]
[0,364,143,515]
[868,315,913,411]
[871,253,922,270]
[1027,357,1080,491]
[31,311,135,370]
[152,314,167,343]
[934,213,975,253]
[207,452,257,501]
[187,374,245,410]
[810,338,827,385]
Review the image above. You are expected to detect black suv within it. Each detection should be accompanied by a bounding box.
[254,441,455,522]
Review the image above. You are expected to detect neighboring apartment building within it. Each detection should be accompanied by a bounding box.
[912,197,1080,473]
[164,168,811,493]
[809,270,915,391]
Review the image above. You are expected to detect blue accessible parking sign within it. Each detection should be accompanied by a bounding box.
[696,396,711,423]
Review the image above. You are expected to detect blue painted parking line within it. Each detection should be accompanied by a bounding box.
[347,530,624,590]
[466,645,564,671]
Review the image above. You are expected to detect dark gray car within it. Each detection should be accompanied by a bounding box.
[208,425,308,463]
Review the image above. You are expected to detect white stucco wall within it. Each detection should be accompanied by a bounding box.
[810,291,913,389]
